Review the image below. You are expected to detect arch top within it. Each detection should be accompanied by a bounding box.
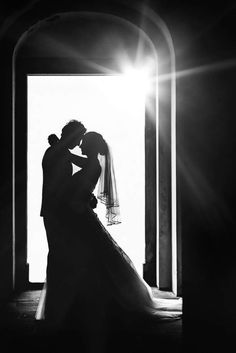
[15,11,157,65]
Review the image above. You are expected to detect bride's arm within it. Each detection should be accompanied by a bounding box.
[69,152,88,168]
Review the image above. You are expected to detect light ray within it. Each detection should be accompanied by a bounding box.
[177,153,234,226]
[158,58,236,83]
[40,34,116,75]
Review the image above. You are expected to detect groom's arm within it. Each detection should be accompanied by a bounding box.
[69,152,88,168]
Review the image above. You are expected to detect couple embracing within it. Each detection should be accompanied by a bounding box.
[36,119,181,350]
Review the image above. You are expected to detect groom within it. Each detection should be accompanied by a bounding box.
[41,119,86,222]
[40,119,93,326]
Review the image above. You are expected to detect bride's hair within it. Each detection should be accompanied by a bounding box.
[83,132,121,225]
[83,132,108,156]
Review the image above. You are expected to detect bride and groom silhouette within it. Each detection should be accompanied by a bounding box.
[36,119,181,342]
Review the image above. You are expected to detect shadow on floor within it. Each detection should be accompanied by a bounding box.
[0,289,182,353]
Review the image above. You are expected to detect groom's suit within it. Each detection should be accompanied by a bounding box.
[41,142,75,324]
[41,143,72,218]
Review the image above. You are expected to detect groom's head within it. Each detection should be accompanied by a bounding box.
[61,120,86,149]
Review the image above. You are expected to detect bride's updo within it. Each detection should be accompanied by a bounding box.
[83,131,108,156]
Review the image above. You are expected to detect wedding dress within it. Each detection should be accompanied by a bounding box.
[36,148,182,333]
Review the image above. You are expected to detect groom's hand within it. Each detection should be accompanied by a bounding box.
[90,194,98,209]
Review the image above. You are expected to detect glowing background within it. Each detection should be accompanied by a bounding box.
[27,75,145,282]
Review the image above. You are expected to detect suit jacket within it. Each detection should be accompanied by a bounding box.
[40,144,72,217]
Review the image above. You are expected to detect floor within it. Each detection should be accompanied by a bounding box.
[0,288,182,353]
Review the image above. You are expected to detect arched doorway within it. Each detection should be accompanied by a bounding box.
[13,7,180,295]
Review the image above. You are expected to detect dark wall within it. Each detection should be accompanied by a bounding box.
[171,2,236,351]
[0,0,236,350]
[0,39,15,304]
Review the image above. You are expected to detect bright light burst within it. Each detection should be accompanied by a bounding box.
[122,66,150,95]
[121,58,155,96]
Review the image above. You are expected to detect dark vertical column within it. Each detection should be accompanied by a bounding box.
[177,188,182,296]
[0,41,15,303]
[14,60,29,290]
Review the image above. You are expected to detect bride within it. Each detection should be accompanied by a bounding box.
[36,131,182,341]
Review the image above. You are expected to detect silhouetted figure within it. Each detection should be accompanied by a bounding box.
[46,131,97,210]
[40,120,89,331]
[37,130,182,353]
[41,120,86,218]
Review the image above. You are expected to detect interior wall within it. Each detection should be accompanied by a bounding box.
[173,3,236,350]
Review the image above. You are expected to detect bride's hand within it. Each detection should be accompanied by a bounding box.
[90,194,98,209]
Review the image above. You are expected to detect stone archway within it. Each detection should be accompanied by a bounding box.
[11,4,180,295]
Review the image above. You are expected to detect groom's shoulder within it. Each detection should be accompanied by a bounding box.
[43,144,69,162]
[43,145,58,161]
[44,145,54,156]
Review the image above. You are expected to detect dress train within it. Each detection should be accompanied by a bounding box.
[36,210,182,329]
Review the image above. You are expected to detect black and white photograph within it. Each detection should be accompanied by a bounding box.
[0,0,235,352]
